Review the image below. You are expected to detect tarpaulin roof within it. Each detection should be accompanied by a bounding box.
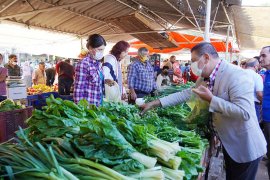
[130,32,232,53]
[0,0,238,42]
[231,6,270,50]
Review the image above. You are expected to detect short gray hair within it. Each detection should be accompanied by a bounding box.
[191,42,219,58]
[138,47,149,56]
[246,58,259,67]
[262,46,270,52]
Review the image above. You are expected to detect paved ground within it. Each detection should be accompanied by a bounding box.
[256,159,269,180]
[207,153,269,180]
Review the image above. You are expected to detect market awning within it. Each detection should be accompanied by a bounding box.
[130,32,232,53]
[231,6,270,50]
[0,0,238,42]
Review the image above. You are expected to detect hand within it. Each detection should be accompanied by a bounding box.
[178,78,184,84]
[121,93,128,100]
[105,79,115,86]
[192,85,213,102]
[153,90,159,96]
[130,90,137,101]
[140,100,161,115]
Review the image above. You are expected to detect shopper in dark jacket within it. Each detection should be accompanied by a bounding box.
[56,59,74,95]
[45,67,56,86]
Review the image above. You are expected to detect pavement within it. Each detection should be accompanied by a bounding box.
[256,159,269,180]
[208,153,269,180]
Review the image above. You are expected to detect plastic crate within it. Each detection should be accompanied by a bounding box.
[0,95,7,102]
[27,95,39,106]
[31,99,46,110]
[38,92,59,99]
[0,107,33,143]
[59,95,74,101]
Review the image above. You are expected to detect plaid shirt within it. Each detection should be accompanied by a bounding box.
[208,60,222,92]
[73,55,103,106]
[128,59,157,93]
[206,60,222,137]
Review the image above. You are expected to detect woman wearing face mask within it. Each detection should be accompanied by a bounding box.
[0,54,8,95]
[103,41,130,101]
[73,34,106,106]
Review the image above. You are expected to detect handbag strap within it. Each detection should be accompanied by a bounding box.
[103,62,117,82]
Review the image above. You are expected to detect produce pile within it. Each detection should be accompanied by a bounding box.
[27,84,58,95]
[0,95,207,180]
[145,83,211,138]
[0,99,24,112]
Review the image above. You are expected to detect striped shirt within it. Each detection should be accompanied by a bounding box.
[73,55,103,106]
[128,59,157,93]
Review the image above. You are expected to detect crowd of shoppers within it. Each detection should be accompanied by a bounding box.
[0,34,270,179]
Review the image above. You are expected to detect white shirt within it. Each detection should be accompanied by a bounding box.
[103,54,125,94]
[22,64,32,77]
[246,69,264,102]
[103,54,119,81]
[156,74,171,90]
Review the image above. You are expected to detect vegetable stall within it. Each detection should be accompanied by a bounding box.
[0,83,211,180]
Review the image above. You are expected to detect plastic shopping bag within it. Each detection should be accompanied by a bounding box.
[105,82,121,102]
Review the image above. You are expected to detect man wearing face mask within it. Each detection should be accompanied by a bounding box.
[156,66,170,90]
[4,54,21,77]
[245,58,263,122]
[141,42,266,180]
[127,47,157,104]
[74,34,106,106]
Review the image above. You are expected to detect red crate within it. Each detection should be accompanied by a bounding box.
[0,107,33,143]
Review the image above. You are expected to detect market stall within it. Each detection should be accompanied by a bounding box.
[0,82,210,180]
[1,0,264,179]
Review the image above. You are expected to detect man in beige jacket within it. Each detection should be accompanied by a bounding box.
[141,42,266,180]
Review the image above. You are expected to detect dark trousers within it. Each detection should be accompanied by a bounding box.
[263,122,270,178]
[58,76,73,95]
[223,148,261,180]
[255,102,262,122]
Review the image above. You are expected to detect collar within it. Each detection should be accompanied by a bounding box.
[136,59,149,65]
[209,60,222,82]
[86,54,99,65]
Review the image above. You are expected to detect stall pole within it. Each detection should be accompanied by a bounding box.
[225,25,230,61]
[204,0,212,42]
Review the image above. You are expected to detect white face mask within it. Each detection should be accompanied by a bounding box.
[12,62,17,66]
[93,51,104,61]
[190,61,205,77]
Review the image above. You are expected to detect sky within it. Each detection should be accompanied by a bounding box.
[0,21,114,58]
[242,0,270,6]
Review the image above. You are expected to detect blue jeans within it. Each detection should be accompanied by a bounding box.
[255,103,262,122]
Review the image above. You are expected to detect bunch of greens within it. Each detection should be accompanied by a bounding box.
[20,95,183,179]
[0,99,24,112]
[144,82,211,138]
[0,128,136,180]
[102,101,208,180]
